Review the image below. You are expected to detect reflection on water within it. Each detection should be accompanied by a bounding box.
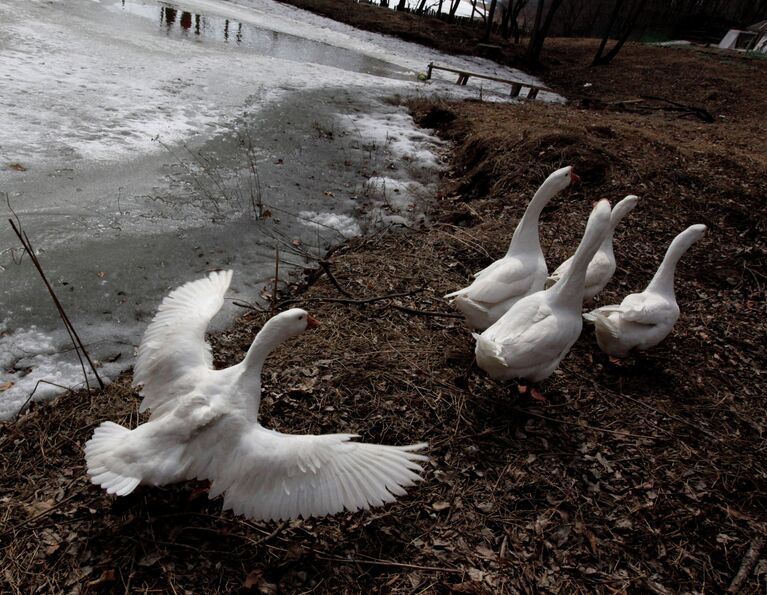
[119,1,409,79]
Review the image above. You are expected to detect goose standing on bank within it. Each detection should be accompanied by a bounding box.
[545,194,639,300]
[444,166,580,330]
[474,199,612,387]
[86,271,428,521]
[583,224,707,358]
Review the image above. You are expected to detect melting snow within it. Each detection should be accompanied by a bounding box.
[0,0,561,419]
[0,324,116,420]
[297,211,361,237]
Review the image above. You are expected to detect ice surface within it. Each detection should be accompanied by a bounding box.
[0,0,562,419]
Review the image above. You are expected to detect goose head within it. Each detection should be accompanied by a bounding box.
[264,308,320,341]
[610,195,639,227]
[665,223,708,258]
[242,308,319,372]
[682,223,707,243]
[542,165,580,196]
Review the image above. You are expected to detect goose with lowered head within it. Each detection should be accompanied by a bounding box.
[86,270,428,521]
[545,194,639,300]
[474,199,612,385]
[583,224,707,358]
[444,166,580,330]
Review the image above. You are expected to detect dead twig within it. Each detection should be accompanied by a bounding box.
[7,204,104,392]
[390,304,464,318]
[727,535,765,593]
[16,380,75,420]
[638,95,715,123]
[510,407,659,441]
[275,289,424,309]
[271,244,280,316]
[0,492,80,538]
[310,551,465,575]
[319,260,356,298]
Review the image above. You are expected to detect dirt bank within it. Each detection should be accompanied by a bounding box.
[2,28,766,595]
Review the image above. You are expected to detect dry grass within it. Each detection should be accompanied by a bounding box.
[2,35,766,594]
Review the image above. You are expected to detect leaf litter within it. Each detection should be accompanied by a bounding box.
[1,38,766,594]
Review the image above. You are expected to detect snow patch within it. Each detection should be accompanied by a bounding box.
[0,324,111,420]
[298,211,362,237]
[345,110,445,169]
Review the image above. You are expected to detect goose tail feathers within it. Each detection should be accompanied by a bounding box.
[85,422,141,496]
[583,310,620,339]
[473,333,506,367]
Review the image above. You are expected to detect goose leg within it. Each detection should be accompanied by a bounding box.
[187,480,212,503]
[517,381,546,402]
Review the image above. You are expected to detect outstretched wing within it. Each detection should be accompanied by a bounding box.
[207,426,428,521]
[134,270,233,413]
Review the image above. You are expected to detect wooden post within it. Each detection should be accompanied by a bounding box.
[427,62,433,80]
[510,83,521,97]
[527,87,539,100]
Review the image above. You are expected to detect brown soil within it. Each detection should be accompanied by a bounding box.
[2,10,766,595]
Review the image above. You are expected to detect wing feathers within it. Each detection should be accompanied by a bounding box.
[85,421,143,496]
[134,270,233,414]
[213,430,427,521]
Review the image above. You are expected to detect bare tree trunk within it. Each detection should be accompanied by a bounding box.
[448,0,461,21]
[592,0,648,66]
[526,0,565,65]
[592,0,624,66]
[484,0,499,41]
[501,7,511,37]
[501,0,529,40]
[510,0,528,42]
[529,0,544,49]
[416,0,428,15]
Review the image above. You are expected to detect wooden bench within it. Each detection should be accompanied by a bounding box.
[426,62,550,100]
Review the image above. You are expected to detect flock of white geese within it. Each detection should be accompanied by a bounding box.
[86,166,705,522]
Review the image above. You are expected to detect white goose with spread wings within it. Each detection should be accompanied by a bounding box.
[583,224,707,358]
[85,271,428,521]
[545,194,639,300]
[444,166,579,330]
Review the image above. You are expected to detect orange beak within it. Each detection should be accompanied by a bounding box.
[306,315,320,330]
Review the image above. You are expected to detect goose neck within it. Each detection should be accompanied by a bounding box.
[242,323,286,373]
[646,234,695,296]
[550,206,610,306]
[508,185,552,255]
[235,322,288,415]
[598,231,615,256]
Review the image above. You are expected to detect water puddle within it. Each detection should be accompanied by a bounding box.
[119,0,411,79]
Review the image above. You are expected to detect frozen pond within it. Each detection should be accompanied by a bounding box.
[0,0,555,419]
